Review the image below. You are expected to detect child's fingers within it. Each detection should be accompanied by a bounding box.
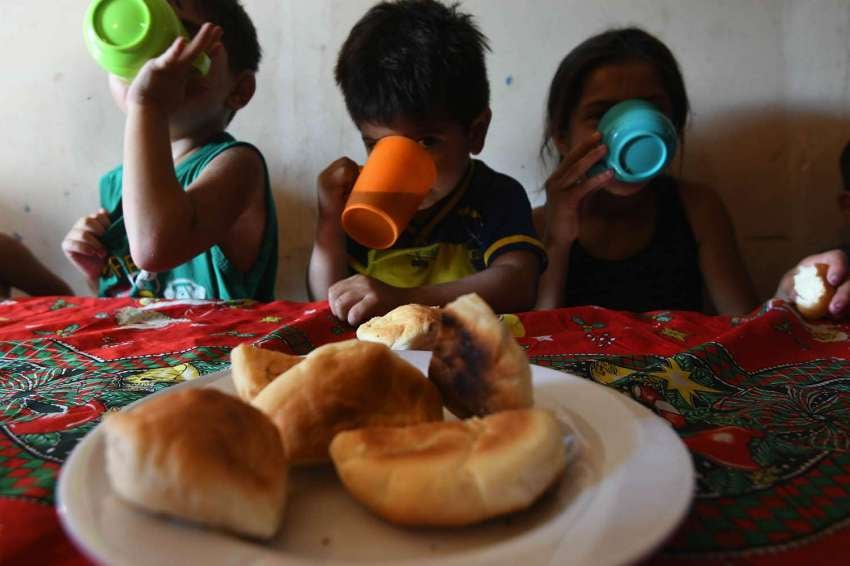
[158,37,187,67]
[62,238,105,259]
[577,169,615,197]
[830,280,850,318]
[347,295,377,327]
[66,226,106,251]
[561,132,604,168]
[822,249,849,287]
[328,282,354,321]
[179,23,221,66]
[90,210,112,233]
[323,157,360,191]
[547,144,607,192]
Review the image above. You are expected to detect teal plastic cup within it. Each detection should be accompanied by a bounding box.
[83,0,210,80]
[589,99,678,184]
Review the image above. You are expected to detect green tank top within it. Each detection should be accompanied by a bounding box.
[97,133,278,301]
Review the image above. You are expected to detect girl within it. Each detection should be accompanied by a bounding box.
[534,27,758,314]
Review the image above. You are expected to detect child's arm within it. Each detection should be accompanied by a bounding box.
[307,158,359,300]
[62,209,111,293]
[775,249,850,318]
[121,25,265,272]
[535,134,615,309]
[681,182,759,315]
[328,250,540,326]
[0,233,72,296]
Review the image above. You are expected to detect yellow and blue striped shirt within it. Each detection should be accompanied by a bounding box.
[347,160,546,288]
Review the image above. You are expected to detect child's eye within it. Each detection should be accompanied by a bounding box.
[418,137,439,149]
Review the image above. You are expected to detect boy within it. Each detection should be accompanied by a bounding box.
[308,0,545,325]
[62,0,277,300]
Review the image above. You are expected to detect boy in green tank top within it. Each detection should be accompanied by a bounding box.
[62,1,277,301]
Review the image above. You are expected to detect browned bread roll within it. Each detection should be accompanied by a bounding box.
[330,409,566,527]
[794,263,836,320]
[251,339,443,464]
[356,304,441,350]
[428,293,533,418]
[103,388,288,539]
[230,343,302,401]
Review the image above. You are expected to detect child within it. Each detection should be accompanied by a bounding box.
[0,233,71,298]
[774,141,850,317]
[62,0,277,300]
[534,28,758,315]
[308,0,546,326]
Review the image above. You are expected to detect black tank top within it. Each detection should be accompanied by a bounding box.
[564,176,704,312]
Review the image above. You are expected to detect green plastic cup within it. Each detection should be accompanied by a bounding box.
[83,0,210,80]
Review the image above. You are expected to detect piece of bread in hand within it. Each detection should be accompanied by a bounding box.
[252,339,443,464]
[428,293,533,418]
[356,304,441,350]
[794,263,836,320]
[103,388,288,539]
[330,408,566,527]
[230,343,302,401]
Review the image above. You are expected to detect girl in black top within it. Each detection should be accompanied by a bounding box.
[534,28,758,314]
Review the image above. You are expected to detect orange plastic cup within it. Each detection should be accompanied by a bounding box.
[341,136,437,249]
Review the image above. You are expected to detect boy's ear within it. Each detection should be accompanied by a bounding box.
[467,108,492,155]
[226,71,256,112]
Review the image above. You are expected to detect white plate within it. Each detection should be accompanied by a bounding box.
[57,351,694,566]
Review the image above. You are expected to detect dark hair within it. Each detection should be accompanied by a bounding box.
[335,0,490,128]
[189,0,261,73]
[841,140,850,191]
[542,27,689,159]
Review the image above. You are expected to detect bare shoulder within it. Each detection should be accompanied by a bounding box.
[198,145,266,193]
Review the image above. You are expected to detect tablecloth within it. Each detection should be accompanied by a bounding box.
[1,296,848,565]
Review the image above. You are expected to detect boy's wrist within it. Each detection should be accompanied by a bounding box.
[126,101,171,121]
[314,216,346,248]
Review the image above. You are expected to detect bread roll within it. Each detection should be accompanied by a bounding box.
[330,409,566,527]
[230,343,302,401]
[794,263,836,320]
[230,344,303,402]
[428,293,533,418]
[103,388,287,539]
[356,304,441,350]
[252,339,443,464]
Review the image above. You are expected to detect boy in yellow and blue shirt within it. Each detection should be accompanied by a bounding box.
[308,0,545,325]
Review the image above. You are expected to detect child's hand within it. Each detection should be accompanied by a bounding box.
[543,132,614,246]
[317,157,359,226]
[776,249,850,318]
[62,209,111,282]
[126,23,223,114]
[328,274,410,326]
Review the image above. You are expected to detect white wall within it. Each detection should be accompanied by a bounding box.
[1,0,847,301]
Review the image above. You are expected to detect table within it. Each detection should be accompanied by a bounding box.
[1,296,848,565]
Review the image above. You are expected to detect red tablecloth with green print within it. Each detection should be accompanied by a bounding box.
[1,296,849,565]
